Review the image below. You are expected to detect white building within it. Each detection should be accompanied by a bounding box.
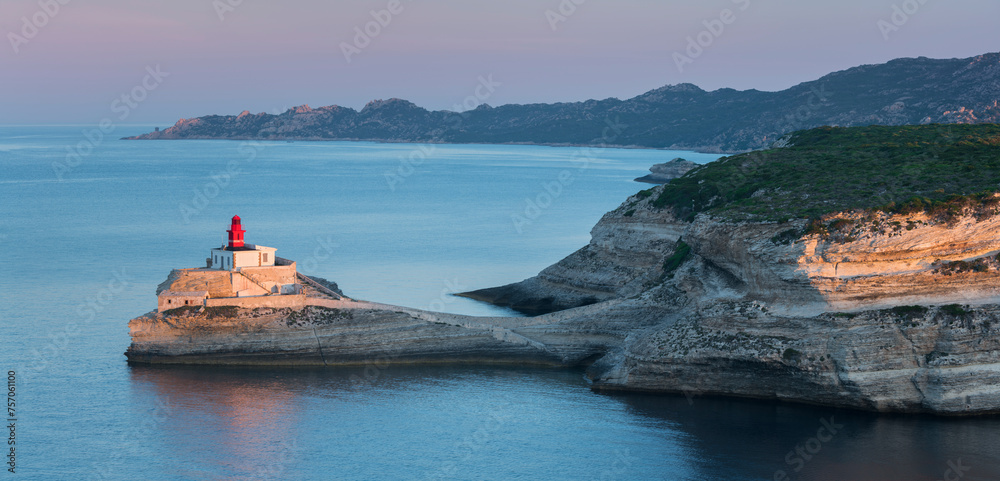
[210,244,278,270]
[209,215,278,270]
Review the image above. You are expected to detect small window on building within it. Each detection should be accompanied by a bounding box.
[168,299,172,304]
[185,300,189,305]
[263,253,268,263]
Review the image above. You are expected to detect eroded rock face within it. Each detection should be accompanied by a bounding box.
[126,300,653,368]
[127,305,557,366]
[458,194,684,314]
[683,210,1000,315]
[591,301,1000,415]
[469,190,1000,316]
[454,189,1000,414]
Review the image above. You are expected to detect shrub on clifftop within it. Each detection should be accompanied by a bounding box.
[652,124,1000,221]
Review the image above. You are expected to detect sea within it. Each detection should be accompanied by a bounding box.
[1,125,998,480]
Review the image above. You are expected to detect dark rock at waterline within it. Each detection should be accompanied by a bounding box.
[456,283,600,316]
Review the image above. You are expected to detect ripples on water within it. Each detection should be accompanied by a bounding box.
[3,126,999,480]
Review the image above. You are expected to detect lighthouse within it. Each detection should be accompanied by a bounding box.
[157,215,308,312]
[209,215,277,270]
[227,215,246,248]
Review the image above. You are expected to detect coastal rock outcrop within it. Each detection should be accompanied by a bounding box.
[457,194,684,314]
[126,298,665,368]
[127,125,1000,415]
[634,158,699,184]
[127,189,1000,415]
[597,302,1000,415]
[456,190,1000,414]
[128,193,1000,415]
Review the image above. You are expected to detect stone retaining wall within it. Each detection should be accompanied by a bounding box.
[205,294,307,310]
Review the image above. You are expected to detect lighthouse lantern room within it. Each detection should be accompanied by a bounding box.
[228,215,246,248]
[210,215,277,270]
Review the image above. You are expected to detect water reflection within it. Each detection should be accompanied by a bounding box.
[607,392,1000,481]
[129,365,305,480]
[128,364,1000,481]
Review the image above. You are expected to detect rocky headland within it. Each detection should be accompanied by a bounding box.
[123,53,1000,152]
[127,124,1000,415]
[634,158,699,184]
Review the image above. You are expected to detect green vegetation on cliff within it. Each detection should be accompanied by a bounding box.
[653,124,1000,221]
[662,240,691,277]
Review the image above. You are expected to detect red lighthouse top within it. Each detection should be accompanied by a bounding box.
[227,215,246,249]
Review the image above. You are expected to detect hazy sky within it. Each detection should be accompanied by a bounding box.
[1,0,997,124]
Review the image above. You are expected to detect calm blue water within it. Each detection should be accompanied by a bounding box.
[2,126,999,480]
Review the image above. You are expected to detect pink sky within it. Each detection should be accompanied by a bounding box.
[1,0,997,124]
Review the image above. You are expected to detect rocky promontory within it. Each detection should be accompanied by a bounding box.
[634,158,699,184]
[128,124,1000,415]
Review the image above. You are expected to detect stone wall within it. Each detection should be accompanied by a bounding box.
[204,294,307,310]
[157,291,208,312]
[157,269,235,298]
[158,265,300,299]
[239,265,297,285]
[231,272,271,296]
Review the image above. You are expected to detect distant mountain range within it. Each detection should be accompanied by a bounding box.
[127,53,1000,152]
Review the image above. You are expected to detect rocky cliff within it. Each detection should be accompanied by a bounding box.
[127,125,1000,415]
[452,185,1000,415]
[461,125,1000,415]
[124,53,1000,152]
